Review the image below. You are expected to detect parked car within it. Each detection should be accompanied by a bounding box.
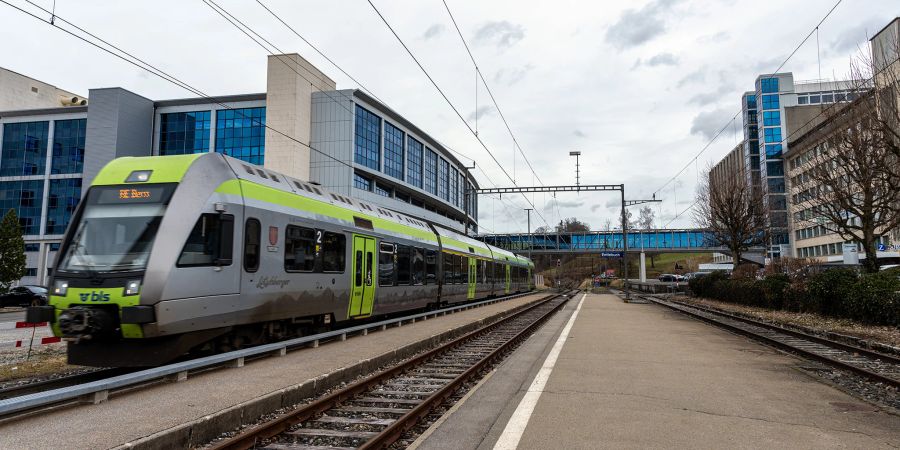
[0,285,48,308]
[658,274,677,282]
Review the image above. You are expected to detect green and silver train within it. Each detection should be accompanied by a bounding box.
[27,153,534,366]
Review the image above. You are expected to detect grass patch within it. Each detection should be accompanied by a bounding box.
[0,348,75,383]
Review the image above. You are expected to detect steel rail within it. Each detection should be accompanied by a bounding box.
[210,290,574,450]
[644,295,900,389]
[0,290,538,420]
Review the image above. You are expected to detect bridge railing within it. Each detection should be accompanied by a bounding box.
[478,229,720,252]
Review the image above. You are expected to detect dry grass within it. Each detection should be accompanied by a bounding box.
[679,297,900,348]
[0,348,77,383]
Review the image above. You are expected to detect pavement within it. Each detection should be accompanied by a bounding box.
[416,293,900,449]
[0,293,547,449]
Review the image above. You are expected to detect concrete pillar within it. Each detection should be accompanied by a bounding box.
[264,53,336,181]
[639,252,647,282]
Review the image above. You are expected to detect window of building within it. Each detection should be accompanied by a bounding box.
[407,137,423,188]
[45,178,82,235]
[284,225,316,272]
[354,172,372,191]
[354,105,381,170]
[374,183,392,197]
[765,144,783,157]
[243,218,261,272]
[762,111,781,127]
[24,243,39,252]
[450,167,459,207]
[379,242,395,286]
[761,94,779,110]
[798,96,809,105]
[321,232,346,272]
[51,119,87,174]
[821,94,834,103]
[177,213,234,267]
[437,158,450,201]
[833,92,846,102]
[763,127,782,144]
[215,107,266,165]
[809,94,821,104]
[424,148,438,195]
[0,180,43,235]
[1,121,48,176]
[24,268,37,277]
[745,94,757,109]
[383,122,405,180]
[50,243,60,251]
[159,111,210,155]
[760,77,779,93]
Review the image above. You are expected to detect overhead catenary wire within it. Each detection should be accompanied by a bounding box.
[364,0,551,229]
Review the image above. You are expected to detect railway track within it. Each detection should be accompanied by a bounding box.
[634,293,900,389]
[209,290,576,450]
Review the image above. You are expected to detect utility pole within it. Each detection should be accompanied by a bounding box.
[621,184,630,300]
[569,151,581,190]
[462,163,475,236]
[524,208,533,260]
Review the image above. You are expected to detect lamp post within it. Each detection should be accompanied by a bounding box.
[569,151,581,190]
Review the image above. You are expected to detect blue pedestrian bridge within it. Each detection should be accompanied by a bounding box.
[478,229,732,254]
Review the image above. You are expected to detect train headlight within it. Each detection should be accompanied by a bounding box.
[124,280,141,296]
[52,280,69,296]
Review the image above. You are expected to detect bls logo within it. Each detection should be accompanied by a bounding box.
[79,291,110,302]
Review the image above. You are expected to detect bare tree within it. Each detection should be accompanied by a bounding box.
[694,165,767,267]
[602,218,613,231]
[637,206,655,230]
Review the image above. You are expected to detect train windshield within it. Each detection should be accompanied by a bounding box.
[58,184,176,273]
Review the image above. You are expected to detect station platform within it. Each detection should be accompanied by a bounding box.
[415,293,900,449]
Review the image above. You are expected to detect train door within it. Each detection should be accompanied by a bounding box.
[505,264,511,294]
[349,235,376,318]
[467,257,476,299]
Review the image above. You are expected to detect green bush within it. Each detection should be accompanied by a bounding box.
[806,268,857,316]
[845,272,900,326]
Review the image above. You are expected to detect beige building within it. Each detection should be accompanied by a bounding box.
[0,67,86,111]
[709,143,744,194]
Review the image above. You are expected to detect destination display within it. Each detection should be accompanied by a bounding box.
[91,185,174,205]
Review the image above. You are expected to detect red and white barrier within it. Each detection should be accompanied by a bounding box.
[0,336,61,349]
[0,321,48,330]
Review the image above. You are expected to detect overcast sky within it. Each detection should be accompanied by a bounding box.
[1,0,896,233]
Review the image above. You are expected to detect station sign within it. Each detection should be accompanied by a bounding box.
[600,251,623,258]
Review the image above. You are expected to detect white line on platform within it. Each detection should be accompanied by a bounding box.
[493,292,586,450]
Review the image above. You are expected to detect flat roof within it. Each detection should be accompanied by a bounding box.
[0,106,88,118]
[154,92,266,107]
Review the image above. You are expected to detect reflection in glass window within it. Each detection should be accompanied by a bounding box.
[761,94,779,110]
[52,119,86,174]
[764,127,782,144]
[437,158,450,201]
[322,232,346,272]
[45,178,82,235]
[1,121,48,176]
[379,242,394,286]
[284,225,316,272]
[762,111,780,126]
[215,107,265,165]
[0,180,43,234]
[760,77,779,93]
[159,111,210,155]
[424,148,438,195]
[407,137,423,188]
[177,214,233,267]
[383,122,405,180]
[354,105,381,170]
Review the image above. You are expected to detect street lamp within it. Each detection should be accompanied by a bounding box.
[569,151,581,189]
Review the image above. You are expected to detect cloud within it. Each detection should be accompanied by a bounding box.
[467,105,494,122]
[473,21,525,49]
[605,0,682,50]
[493,64,534,86]
[422,24,444,40]
[688,78,736,106]
[828,17,884,56]
[633,52,679,69]
[676,68,705,88]
[697,31,730,44]
[573,129,587,138]
[690,108,733,140]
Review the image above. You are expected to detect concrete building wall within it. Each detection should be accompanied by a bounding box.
[0,67,85,111]
[709,143,744,194]
[83,88,154,187]
[265,53,336,181]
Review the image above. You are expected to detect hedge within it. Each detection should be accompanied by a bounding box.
[688,269,900,326]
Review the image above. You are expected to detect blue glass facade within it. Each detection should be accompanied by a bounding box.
[215,107,266,165]
[354,105,381,170]
[1,121,48,176]
[407,137,423,188]
[383,122,404,180]
[45,178,82,234]
[760,77,779,93]
[159,111,211,155]
[437,158,449,201]
[424,148,437,195]
[0,180,43,235]
[51,119,86,174]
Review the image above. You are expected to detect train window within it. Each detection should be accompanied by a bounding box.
[481,260,487,284]
[355,250,363,286]
[177,213,234,267]
[284,225,316,272]
[353,217,373,230]
[425,249,437,285]
[243,218,261,272]
[396,245,411,285]
[454,254,463,284]
[412,248,425,285]
[379,243,395,286]
[321,232,346,272]
[442,252,453,284]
